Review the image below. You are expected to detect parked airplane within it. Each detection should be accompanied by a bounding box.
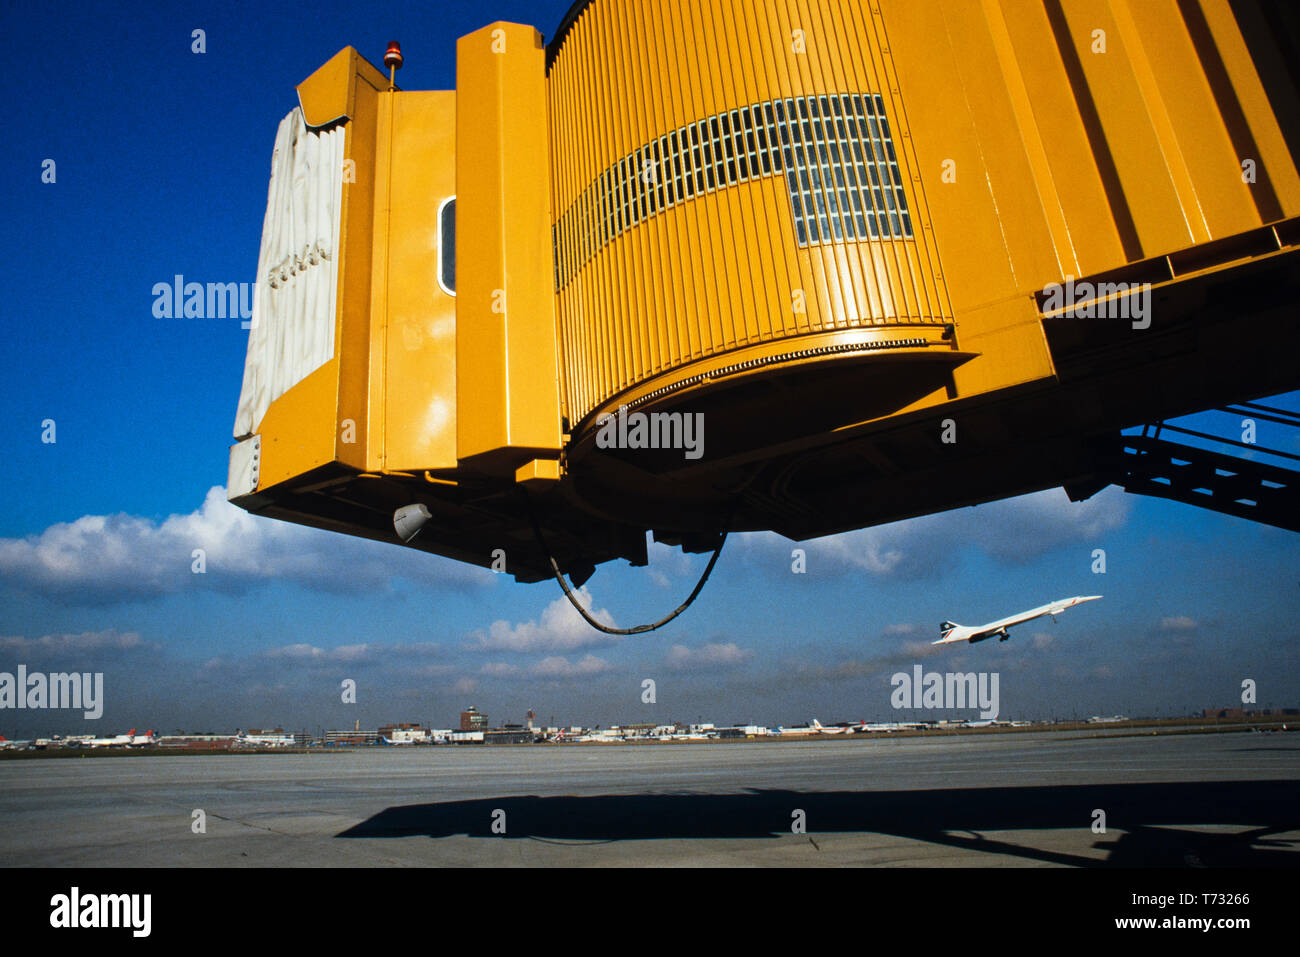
[777,719,850,736]
[852,722,923,733]
[88,729,134,747]
[235,730,294,748]
[87,729,156,748]
[816,720,854,734]
[775,723,811,736]
[935,596,1102,645]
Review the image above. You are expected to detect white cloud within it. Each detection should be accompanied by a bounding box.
[899,640,946,659]
[262,642,372,663]
[480,662,522,677]
[664,642,753,671]
[406,663,457,678]
[1160,616,1197,631]
[256,641,443,666]
[645,540,695,588]
[0,486,490,605]
[531,654,612,678]
[0,629,150,657]
[883,623,915,636]
[389,642,444,658]
[466,588,617,653]
[735,487,1130,579]
[452,677,478,695]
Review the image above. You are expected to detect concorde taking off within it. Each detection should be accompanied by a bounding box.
[935,597,1102,645]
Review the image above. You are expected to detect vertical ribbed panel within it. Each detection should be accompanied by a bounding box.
[548,0,954,425]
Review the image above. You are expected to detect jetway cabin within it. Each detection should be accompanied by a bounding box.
[230,0,1300,588]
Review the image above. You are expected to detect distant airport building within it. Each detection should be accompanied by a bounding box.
[716,725,769,739]
[1203,707,1298,718]
[324,729,379,746]
[379,723,432,744]
[460,707,489,732]
[1203,708,1247,719]
[485,729,534,745]
[604,723,656,740]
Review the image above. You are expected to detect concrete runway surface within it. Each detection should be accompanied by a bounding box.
[1,731,1297,866]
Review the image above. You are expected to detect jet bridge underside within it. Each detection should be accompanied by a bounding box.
[592,239,1300,544]
[1098,428,1300,533]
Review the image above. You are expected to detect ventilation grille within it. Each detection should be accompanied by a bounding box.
[553,93,913,289]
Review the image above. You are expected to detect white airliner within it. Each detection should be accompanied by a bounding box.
[87,729,156,748]
[934,596,1102,645]
[814,720,853,734]
[777,719,850,736]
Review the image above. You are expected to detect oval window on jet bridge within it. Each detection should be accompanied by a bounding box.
[437,197,455,296]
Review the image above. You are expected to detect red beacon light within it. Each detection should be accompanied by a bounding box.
[384,41,403,89]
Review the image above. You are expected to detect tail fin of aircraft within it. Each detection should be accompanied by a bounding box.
[939,621,959,640]
[812,719,824,729]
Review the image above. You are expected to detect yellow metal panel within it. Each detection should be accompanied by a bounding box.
[329,54,385,472]
[1058,0,1193,256]
[1123,0,1256,239]
[882,0,1020,315]
[296,47,388,127]
[515,457,562,488]
[980,0,1079,278]
[1109,0,1212,244]
[877,0,1062,396]
[858,0,955,325]
[998,0,1129,274]
[456,22,562,473]
[945,0,1073,295]
[1222,0,1300,219]
[255,359,341,490]
[370,91,459,473]
[1199,0,1300,220]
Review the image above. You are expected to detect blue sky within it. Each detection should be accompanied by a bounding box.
[1,0,1298,738]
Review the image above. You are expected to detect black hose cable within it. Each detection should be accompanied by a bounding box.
[521,490,729,635]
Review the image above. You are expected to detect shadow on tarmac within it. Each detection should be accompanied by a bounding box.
[337,779,1300,866]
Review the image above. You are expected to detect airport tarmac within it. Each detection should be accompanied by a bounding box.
[1,730,1296,866]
